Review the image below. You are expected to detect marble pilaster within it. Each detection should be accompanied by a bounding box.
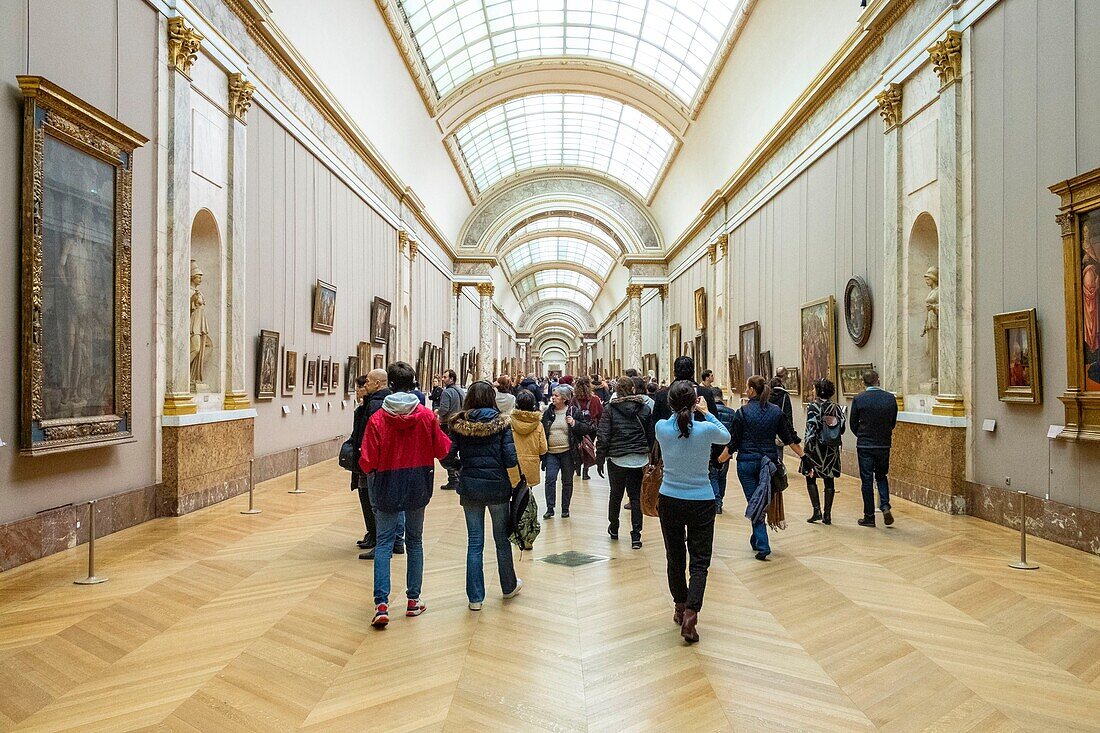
[713,235,729,387]
[223,109,249,409]
[878,84,906,411]
[450,283,461,372]
[659,285,670,381]
[626,283,643,371]
[477,282,494,380]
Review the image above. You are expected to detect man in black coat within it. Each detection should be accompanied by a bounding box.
[849,369,899,528]
[768,367,795,432]
[652,356,717,424]
[517,373,544,404]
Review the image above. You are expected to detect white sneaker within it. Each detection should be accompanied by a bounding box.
[503,578,524,599]
[468,601,482,611]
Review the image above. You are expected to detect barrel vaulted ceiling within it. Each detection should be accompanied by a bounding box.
[375,0,756,359]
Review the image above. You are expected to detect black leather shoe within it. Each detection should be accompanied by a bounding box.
[883,509,894,526]
[561,509,570,518]
[822,514,832,525]
[357,535,375,549]
[543,509,554,520]
[754,552,769,561]
[857,517,876,527]
[807,510,822,523]
[607,527,618,540]
[359,548,375,560]
[393,543,405,555]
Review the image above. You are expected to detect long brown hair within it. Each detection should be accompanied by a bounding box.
[574,376,592,403]
[746,375,771,407]
[668,380,696,438]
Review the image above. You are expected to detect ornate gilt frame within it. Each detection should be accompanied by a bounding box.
[1050,168,1100,438]
[992,309,1041,405]
[19,76,147,455]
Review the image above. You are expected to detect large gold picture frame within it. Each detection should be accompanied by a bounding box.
[993,309,1041,404]
[19,76,148,455]
[800,296,838,404]
[1051,168,1100,439]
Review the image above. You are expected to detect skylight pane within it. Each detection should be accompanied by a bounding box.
[502,235,614,279]
[454,92,674,197]
[394,0,743,103]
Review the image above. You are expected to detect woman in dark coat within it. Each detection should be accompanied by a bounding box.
[350,375,375,550]
[442,381,524,610]
[799,378,844,524]
[596,375,654,548]
[539,384,591,519]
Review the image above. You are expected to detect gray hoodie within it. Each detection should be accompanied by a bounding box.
[383,391,421,416]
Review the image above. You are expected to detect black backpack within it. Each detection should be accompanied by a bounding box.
[819,402,846,448]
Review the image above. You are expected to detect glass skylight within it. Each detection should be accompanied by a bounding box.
[454,93,674,197]
[516,269,601,298]
[502,235,615,278]
[522,288,595,311]
[507,215,621,253]
[397,0,743,103]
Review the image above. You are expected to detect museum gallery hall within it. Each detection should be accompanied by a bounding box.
[3,0,1100,730]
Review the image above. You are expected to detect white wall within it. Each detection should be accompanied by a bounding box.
[264,0,472,240]
[651,0,859,243]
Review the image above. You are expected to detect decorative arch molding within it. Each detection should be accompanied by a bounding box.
[533,325,581,344]
[518,299,596,332]
[497,208,628,254]
[459,176,661,252]
[435,59,692,139]
[508,260,612,286]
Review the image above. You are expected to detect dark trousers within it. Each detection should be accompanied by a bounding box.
[657,495,716,612]
[544,450,574,512]
[857,447,892,518]
[806,476,835,516]
[607,462,644,541]
[357,476,375,538]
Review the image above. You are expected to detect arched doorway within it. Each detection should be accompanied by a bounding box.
[907,212,938,396]
[189,209,222,394]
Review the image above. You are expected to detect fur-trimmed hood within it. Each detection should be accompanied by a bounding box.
[449,408,511,437]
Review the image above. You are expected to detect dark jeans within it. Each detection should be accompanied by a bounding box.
[735,459,770,555]
[544,450,574,512]
[607,462,644,541]
[708,462,729,510]
[857,447,892,518]
[657,495,716,612]
[357,476,375,538]
[462,501,517,603]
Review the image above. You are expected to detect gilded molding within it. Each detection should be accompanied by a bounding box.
[626,284,644,299]
[1056,212,1075,238]
[409,240,419,260]
[657,284,669,298]
[928,30,962,90]
[223,391,250,410]
[164,394,197,416]
[707,242,719,264]
[477,282,495,298]
[717,233,729,258]
[167,17,204,78]
[452,282,463,296]
[398,230,409,252]
[227,73,256,122]
[875,83,903,131]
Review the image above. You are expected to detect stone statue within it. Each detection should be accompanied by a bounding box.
[921,265,939,382]
[189,260,213,387]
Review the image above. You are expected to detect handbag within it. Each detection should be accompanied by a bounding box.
[338,437,359,472]
[640,442,663,518]
[578,435,597,467]
[771,458,789,493]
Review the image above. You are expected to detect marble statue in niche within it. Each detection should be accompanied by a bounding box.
[921,266,939,385]
[190,259,213,389]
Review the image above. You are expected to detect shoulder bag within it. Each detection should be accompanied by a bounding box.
[640,441,663,517]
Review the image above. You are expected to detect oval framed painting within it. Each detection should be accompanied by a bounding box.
[844,276,873,347]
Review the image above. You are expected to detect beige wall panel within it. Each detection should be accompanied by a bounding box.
[971,0,1100,511]
[0,0,158,524]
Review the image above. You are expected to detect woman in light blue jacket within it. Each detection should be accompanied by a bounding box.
[655,380,730,644]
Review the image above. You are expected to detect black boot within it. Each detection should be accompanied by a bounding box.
[806,482,822,523]
[823,487,835,525]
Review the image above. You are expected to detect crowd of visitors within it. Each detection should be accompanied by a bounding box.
[346,355,899,642]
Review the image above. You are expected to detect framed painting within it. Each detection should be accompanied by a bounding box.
[739,322,760,391]
[371,297,391,344]
[283,348,297,396]
[329,358,341,395]
[345,356,358,395]
[304,353,316,391]
[670,323,681,366]
[780,366,800,396]
[442,331,451,376]
[758,350,773,380]
[318,358,330,397]
[838,363,874,398]
[728,354,742,395]
[800,296,837,403]
[356,341,370,377]
[683,340,694,360]
[694,333,707,375]
[993,309,1041,404]
[311,279,337,334]
[256,330,279,400]
[694,288,707,330]
[1051,170,1100,438]
[373,355,384,370]
[18,77,148,454]
[844,276,873,347]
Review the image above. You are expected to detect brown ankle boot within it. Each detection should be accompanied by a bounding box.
[673,602,685,625]
[680,609,699,643]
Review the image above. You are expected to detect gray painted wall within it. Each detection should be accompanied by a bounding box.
[0,0,159,524]
[971,0,1100,511]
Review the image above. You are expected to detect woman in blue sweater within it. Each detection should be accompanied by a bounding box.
[655,380,731,644]
[728,375,804,562]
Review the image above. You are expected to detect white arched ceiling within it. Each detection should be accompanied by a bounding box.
[518,299,596,331]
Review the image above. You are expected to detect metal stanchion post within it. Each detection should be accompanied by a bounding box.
[74,500,108,585]
[1009,489,1039,570]
[241,457,262,514]
[288,446,306,494]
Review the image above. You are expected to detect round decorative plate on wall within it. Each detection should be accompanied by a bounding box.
[844,276,873,347]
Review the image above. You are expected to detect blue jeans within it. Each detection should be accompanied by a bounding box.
[544,451,574,512]
[735,459,770,556]
[857,447,892,518]
[463,501,517,603]
[372,507,424,605]
[709,463,728,509]
[365,474,405,542]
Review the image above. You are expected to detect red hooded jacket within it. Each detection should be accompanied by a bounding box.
[359,396,451,512]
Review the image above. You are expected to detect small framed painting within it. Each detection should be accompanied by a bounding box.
[994,309,1041,404]
[758,350,773,380]
[304,353,316,391]
[283,348,297,396]
[670,323,681,366]
[312,279,337,334]
[256,330,280,400]
[329,359,340,395]
[371,297,392,344]
[728,354,742,395]
[839,363,874,398]
[780,366,800,396]
[357,341,371,377]
[694,288,707,330]
[739,321,760,392]
[318,358,330,396]
[345,356,359,394]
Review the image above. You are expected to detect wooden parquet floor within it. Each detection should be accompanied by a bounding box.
[2,458,1100,732]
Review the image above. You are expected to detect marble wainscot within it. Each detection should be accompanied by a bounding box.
[160,409,256,515]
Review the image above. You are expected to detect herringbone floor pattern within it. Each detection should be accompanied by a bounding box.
[2,458,1100,732]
